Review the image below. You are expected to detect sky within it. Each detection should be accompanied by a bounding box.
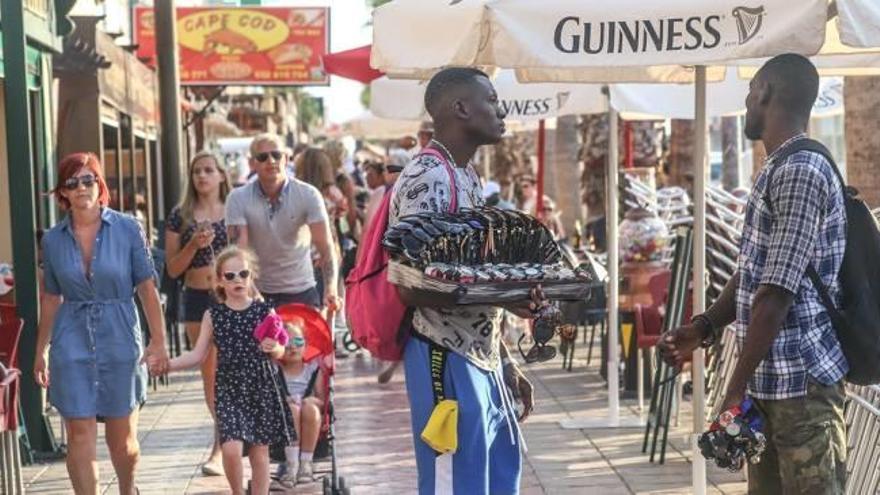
[297,0,375,125]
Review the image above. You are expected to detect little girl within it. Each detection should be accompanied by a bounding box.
[278,320,325,486]
[161,247,295,495]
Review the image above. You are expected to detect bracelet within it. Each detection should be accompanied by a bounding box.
[691,314,717,348]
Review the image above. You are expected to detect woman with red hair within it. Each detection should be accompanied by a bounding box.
[32,152,169,494]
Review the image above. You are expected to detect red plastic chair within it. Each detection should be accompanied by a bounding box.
[0,315,24,433]
[0,364,20,433]
[634,271,671,350]
[0,312,23,370]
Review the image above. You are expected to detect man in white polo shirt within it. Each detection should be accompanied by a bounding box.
[225,133,339,310]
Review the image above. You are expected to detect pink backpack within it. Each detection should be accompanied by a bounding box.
[344,148,457,361]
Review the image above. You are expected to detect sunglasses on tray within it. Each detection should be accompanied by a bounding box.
[221,269,250,281]
[254,150,284,163]
[63,175,98,190]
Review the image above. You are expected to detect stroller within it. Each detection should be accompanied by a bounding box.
[269,303,350,495]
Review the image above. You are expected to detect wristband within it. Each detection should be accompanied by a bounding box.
[691,313,717,348]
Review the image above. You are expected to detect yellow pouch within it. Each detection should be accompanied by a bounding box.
[420,399,459,454]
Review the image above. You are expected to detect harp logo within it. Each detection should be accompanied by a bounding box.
[732,6,765,45]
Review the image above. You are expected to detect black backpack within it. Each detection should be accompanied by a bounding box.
[764,138,880,385]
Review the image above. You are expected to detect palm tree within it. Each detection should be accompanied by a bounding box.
[844,76,880,207]
[667,119,695,190]
[579,113,610,222]
[490,131,534,202]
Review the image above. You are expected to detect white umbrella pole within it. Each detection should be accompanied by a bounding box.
[692,65,708,495]
[606,103,621,426]
[560,90,642,430]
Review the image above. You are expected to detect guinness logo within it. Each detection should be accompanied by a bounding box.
[556,92,571,110]
[732,6,765,45]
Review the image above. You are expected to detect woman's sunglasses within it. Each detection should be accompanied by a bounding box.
[221,269,250,281]
[63,175,98,190]
[286,336,306,348]
[254,150,284,163]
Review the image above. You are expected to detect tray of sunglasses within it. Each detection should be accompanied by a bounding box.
[388,261,598,305]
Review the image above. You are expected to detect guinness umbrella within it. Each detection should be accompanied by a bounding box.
[372,1,880,493]
[371,70,606,213]
[372,69,752,121]
[372,0,880,81]
[341,110,420,140]
[321,44,384,84]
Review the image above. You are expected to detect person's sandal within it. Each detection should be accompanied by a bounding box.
[201,460,223,476]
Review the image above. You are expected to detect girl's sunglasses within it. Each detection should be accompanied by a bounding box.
[254,150,284,163]
[287,336,306,348]
[222,269,250,281]
[63,175,98,190]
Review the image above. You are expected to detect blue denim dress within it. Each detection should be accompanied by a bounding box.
[42,208,155,418]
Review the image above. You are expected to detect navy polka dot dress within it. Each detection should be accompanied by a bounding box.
[211,300,295,446]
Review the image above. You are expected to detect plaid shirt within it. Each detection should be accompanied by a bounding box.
[735,134,848,400]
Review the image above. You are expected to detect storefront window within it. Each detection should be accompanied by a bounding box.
[134,134,151,236]
[29,90,51,230]
[102,123,121,210]
[148,138,162,224]
[121,115,136,217]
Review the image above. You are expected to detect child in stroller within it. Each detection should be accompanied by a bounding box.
[272,303,349,493]
[278,317,326,485]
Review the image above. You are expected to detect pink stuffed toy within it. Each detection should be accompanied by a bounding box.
[253,313,290,347]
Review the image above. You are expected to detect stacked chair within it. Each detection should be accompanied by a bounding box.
[642,228,693,464]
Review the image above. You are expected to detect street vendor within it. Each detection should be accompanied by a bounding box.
[388,67,546,495]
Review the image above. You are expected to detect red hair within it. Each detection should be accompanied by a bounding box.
[52,153,111,209]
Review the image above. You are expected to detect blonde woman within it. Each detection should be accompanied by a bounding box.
[164,150,231,476]
[324,140,361,240]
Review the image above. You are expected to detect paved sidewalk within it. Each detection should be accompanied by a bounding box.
[23,332,746,494]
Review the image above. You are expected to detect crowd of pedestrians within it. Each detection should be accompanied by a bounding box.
[30,124,433,494]
[26,53,857,495]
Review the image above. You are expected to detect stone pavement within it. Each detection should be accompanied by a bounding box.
[23,332,746,494]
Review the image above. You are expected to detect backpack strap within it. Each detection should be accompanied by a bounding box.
[762,138,843,215]
[762,137,845,318]
[419,147,459,212]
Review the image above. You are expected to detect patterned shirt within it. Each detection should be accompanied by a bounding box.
[165,206,227,269]
[388,153,504,371]
[735,134,848,400]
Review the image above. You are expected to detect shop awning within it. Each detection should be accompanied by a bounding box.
[321,44,384,84]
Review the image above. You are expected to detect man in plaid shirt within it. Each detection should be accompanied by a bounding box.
[660,54,848,494]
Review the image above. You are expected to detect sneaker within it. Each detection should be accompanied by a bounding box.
[277,463,298,488]
[297,461,314,483]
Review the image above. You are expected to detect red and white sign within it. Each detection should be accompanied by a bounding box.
[135,6,330,86]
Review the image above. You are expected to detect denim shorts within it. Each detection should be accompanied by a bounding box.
[181,287,215,323]
[262,287,320,309]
